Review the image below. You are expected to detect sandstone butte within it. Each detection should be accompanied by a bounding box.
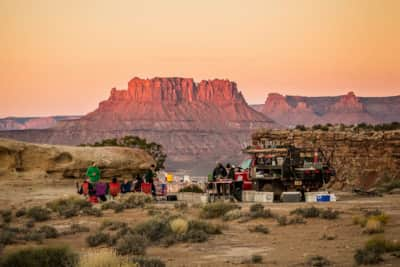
[0,77,279,173]
[0,138,155,180]
[252,129,400,189]
[256,91,400,127]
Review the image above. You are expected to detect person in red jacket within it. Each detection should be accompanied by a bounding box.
[109,177,120,199]
[77,178,91,197]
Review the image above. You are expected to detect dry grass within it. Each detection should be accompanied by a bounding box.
[169,218,189,235]
[78,249,134,267]
[364,219,384,234]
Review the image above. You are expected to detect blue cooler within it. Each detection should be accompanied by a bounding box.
[316,194,330,202]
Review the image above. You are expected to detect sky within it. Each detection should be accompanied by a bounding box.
[0,0,399,117]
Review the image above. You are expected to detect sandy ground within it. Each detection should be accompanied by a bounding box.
[1,179,400,267]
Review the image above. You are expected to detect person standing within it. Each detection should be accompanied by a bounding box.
[86,162,101,183]
[212,163,227,196]
[145,164,156,197]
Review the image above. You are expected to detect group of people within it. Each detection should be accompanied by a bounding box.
[77,162,156,203]
[210,163,237,196]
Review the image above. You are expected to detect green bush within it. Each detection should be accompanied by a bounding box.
[222,209,242,221]
[1,210,12,223]
[38,225,59,239]
[0,246,78,267]
[123,193,153,209]
[22,231,45,243]
[276,215,288,226]
[251,254,263,264]
[27,206,51,222]
[354,237,400,265]
[81,207,103,217]
[131,256,166,267]
[116,234,147,255]
[64,224,89,235]
[249,204,274,219]
[133,218,171,243]
[15,208,26,217]
[187,220,222,235]
[86,232,110,247]
[291,206,320,218]
[101,202,125,213]
[25,220,35,228]
[248,224,269,234]
[319,208,339,220]
[200,202,240,219]
[178,185,204,193]
[0,229,16,245]
[101,220,127,231]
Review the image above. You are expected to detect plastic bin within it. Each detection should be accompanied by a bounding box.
[254,192,274,203]
[316,194,330,202]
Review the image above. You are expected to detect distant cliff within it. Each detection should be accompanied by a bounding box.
[0,116,81,131]
[254,92,400,127]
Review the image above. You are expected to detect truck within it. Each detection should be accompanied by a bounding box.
[234,145,335,199]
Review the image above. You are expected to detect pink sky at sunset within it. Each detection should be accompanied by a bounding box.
[0,0,399,117]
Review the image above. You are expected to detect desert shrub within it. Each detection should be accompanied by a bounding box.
[23,231,45,243]
[306,255,331,266]
[174,202,188,210]
[15,208,26,217]
[276,215,288,226]
[295,125,307,131]
[101,220,127,231]
[380,180,400,192]
[25,219,35,228]
[169,218,189,235]
[178,185,204,193]
[291,206,320,218]
[321,233,337,240]
[369,213,389,225]
[1,210,12,223]
[352,216,367,227]
[248,224,269,234]
[0,229,16,245]
[47,197,91,218]
[222,209,243,221]
[251,254,263,263]
[64,224,90,235]
[363,218,384,234]
[188,220,222,235]
[131,256,166,267]
[27,206,51,222]
[133,218,172,242]
[200,202,240,219]
[123,193,153,209]
[116,234,147,255]
[38,225,59,239]
[0,246,78,267]
[249,204,274,219]
[354,237,400,265]
[319,208,339,220]
[86,232,110,247]
[81,207,103,217]
[363,209,383,217]
[182,229,208,243]
[101,202,125,213]
[78,249,133,267]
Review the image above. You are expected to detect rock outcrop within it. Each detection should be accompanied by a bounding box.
[0,138,155,180]
[251,129,400,189]
[257,92,400,127]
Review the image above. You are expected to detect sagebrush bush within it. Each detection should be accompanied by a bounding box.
[116,234,147,255]
[178,185,204,193]
[291,206,320,218]
[81,207,103,217]
[86,232,110,247]
[251,254,263,263]
[47,197,91,218]
[123,193,153,209]
[276,215,288,226]
[174,202,188,210]
[188,220,222,235]
[101,220,127,231]
[364,219,384,234]
[15,208,26,217]
[101,202,125,213]
[25,219,35,228]
[170,218,189,235]
[352,216,367,227]
[222,209,242,221]
[200,202,240,219]
[133,218,171,242]
[1,210,12,223]
[38,225,59,239]
[319,208,339,220]
[354,237,400,265]
[0,229,16,245]
[22,231,45,243]
[27,206,51,222]
[64,224,90,235]
[0,246,78,267]
[131,256,166,267]
[248,224,269,234]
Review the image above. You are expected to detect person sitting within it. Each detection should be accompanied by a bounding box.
[212,163,227,196]
[109,177,120,199]
[120,179,132,194]
[76,178,90,196]
[95,182,108,202]
[133,174,143,192]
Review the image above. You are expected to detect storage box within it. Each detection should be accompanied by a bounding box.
[242,191,256,202]
[316,194,330,202]
[254,192,274,203]
[305,191,329,202]
[281,192,302,202]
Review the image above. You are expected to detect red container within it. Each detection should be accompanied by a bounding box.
[141,183,152,194]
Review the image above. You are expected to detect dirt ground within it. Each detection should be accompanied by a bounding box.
[1,179,399,267]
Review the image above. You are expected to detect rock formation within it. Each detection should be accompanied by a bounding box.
[251,129,400,189]
[257,92,400,127]
[0,138,155,180]
[0,116,80,131]
[0,77,278,174]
